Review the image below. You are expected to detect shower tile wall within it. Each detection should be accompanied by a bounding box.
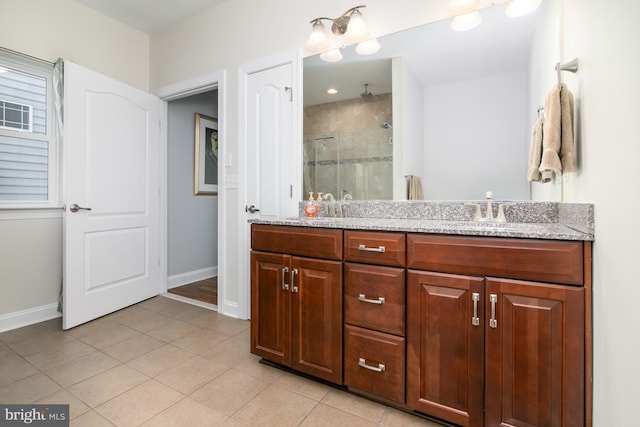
[304,93,392,200]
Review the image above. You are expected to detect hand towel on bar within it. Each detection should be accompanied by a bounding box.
[527,117,543,182]
[559,84,576,173]
[539,85,562,182]
[408,175,424,200]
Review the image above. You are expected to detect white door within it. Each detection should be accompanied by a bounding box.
[63,61,164,329]
[237,52,301,319]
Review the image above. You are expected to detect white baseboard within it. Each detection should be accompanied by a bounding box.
[218,300,240,319]
[167,266,217,289]
[0,303,61,333]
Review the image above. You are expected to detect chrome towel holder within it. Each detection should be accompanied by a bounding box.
[555,58,579,87]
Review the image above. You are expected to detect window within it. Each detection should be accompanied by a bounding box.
[0,50,57,208]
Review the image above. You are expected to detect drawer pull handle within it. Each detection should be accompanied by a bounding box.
[358,244,385,253]
[358,358,385,373]
[358,294,385,305]
[489,294,498,328]
[291,268,299,293]
[472,292,480,326]
[281,267,289,291]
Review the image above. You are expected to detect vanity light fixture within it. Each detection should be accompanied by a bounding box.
[306,5,371,56]
[448,0,482,31]
[320,49,343,62]
[356,38,381,55]
[504,0,542,17]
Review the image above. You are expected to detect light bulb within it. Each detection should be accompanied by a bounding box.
[320,49,343,62]
[345,9,369,43]
[306,20,329,52]
[356,38,381,55]
[448,0,479,16]
[451,11,482,31]
[505,0,542,17]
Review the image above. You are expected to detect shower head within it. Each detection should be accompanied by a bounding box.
[360,83,373,98]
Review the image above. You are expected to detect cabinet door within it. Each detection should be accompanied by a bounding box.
[407,271,485,427]
[485,278,584,427]
[250,251,291,366]
[291,256,343,383]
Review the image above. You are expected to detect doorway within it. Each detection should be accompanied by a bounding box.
[165,90,219,309]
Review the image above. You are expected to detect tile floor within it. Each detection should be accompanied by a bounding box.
[0,296,444,426]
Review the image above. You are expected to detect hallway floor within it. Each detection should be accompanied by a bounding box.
[0,296,442,426]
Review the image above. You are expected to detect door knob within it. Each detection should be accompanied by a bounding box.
[68,203,92,213]
[245,205,260,213]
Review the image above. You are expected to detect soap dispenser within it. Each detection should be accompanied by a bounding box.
[304,192,318,217]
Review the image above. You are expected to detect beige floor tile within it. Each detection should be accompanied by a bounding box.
[234,327,251,342]
[73,323,141,349]
[0,322,59,344]
[272,372,331,401]
[191,369,269,416]
[137,296,186,313]
[0,342,14,358]
[156,355,228,394]
[96,379,184,427]
[321,389,386,422]
[70,410,115,426]
[109,306,174,333]
[204,336,251,366]
[172,329,232,354]
[0,373,62,404]
[101,334,166,362]
[44,351,120,387]
[162,302,216,324]
[8,331,78,357]
[0,353,39,387]
[24,338,96,370]
[35,389,91,420]
[234,384,318,427]
[205,316,251,336]
[67,364,148,407]
[233,353,285,382]
[299,403,376,427]
[126,343,194,377]
[142,397,230,426]
[145,319,203,343]
[379,407,445,427]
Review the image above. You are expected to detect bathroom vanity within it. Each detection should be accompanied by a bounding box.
[249,201,593,427]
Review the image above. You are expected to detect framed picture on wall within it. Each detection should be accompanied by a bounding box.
[194,112,218,195]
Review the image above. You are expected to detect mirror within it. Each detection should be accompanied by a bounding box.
[303,2,548,201]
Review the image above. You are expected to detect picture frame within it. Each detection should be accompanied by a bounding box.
[194,113,218,195]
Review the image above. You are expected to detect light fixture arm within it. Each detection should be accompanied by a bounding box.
[310,5,366,36]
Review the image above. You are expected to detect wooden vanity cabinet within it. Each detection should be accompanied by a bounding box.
[250,225,343,384]
[406,234,587,427]
[343,231,407,404]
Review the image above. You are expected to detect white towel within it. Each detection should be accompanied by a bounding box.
[527,117,543,182]
[407,175,423,200]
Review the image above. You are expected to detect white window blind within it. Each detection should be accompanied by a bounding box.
[0,50,55,206]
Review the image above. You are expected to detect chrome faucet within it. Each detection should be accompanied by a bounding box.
[465,191,512,223]
[323,193,337,217]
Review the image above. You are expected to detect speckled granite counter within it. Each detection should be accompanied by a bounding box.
[249,201,594,241]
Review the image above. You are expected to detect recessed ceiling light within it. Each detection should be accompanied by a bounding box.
[327,88,338,95]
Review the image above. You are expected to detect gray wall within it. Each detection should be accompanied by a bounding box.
[167,91,218,278]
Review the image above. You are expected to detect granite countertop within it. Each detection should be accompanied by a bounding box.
[249,201,595,241]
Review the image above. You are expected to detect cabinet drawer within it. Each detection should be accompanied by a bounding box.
[344,325,405,404]
[407,234,584,285]
[251,224,342,260]
[344,263,405,336]
[344,231,405,267]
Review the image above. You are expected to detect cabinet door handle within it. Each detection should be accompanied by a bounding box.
[291,268,299,293]
[358,244,385,253]
[358,294,385,305]
[281,267,289,291]
[489,294,498,328]
[358,358,385,372]
[472,292,480,326]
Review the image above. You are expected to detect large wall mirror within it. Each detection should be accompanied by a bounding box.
[303,2,554,201]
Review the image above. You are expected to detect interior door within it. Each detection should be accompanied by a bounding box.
[62,60,164,329]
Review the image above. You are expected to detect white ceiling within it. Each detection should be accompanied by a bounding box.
[75,0,229,34]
